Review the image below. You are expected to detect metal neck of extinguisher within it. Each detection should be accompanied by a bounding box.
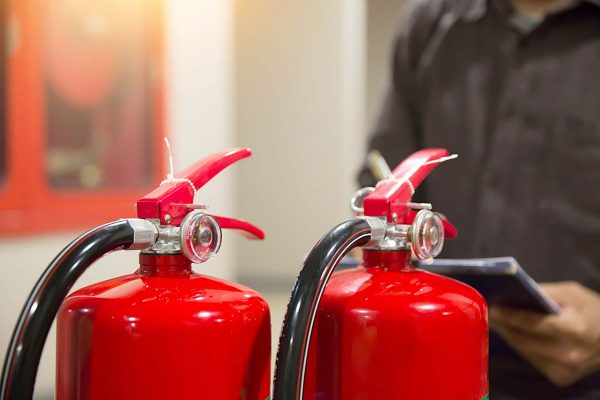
[273,149,458,400]
[0,146,263,400]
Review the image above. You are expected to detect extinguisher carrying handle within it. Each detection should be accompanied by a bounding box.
[363,148,452,222]
[273,217,386,400]
[0,219,156,400]
[137,148,253,226]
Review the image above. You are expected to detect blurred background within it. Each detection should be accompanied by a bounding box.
[0,0,405,397]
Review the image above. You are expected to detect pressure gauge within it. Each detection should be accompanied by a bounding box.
[179,211,222,263]
[411,210,444,260]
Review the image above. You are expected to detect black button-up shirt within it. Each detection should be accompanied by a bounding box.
[359,0,600,398]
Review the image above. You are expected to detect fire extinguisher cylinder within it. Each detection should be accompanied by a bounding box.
[274,149,489,400]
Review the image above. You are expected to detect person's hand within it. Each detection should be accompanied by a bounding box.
[489,281,600,387]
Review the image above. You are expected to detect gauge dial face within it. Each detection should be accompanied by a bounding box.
[180,212,222,264]
[412,210,444,260]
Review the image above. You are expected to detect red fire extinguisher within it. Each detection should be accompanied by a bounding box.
[273,148,489,399]
[1,148,271,400]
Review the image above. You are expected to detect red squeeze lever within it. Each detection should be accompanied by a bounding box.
[363,148,457,238]
[136,148,264,239]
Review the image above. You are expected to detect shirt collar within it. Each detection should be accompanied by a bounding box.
[457,0,488,21]
[459,0,600,22]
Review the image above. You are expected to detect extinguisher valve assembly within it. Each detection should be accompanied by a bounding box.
[356,208,447,259]
[119,146,265,263]
[129,211,226,264]
[350,149,458,260]
[135,147,264,263]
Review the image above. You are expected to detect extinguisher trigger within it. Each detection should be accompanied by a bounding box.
[355,148,458,259]
[136,147,253,226]
[362,148,458,224]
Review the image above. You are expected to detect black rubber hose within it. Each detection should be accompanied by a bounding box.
[273,218,373,400]
[0,220,135,400]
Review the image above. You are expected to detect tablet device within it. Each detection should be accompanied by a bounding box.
[416,257,560,314]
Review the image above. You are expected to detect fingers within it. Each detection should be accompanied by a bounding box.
[491,282,600,388]
[541,281,595,308]
[490,305,588,342]
[489,307,562,337]
[493,324,569,364]
[494,325,590,388]
[540,281,578,306]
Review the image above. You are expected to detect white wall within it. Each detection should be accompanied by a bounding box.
[366,0,405,122]
[166,0,236,280]
[0,1,236,397]
[234,0,367,285]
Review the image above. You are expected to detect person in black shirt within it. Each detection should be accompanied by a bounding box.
[359,0,600,398]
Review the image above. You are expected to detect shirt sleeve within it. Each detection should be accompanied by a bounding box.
[357,0,442,188]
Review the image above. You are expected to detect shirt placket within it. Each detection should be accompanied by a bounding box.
[472,32,534,256]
